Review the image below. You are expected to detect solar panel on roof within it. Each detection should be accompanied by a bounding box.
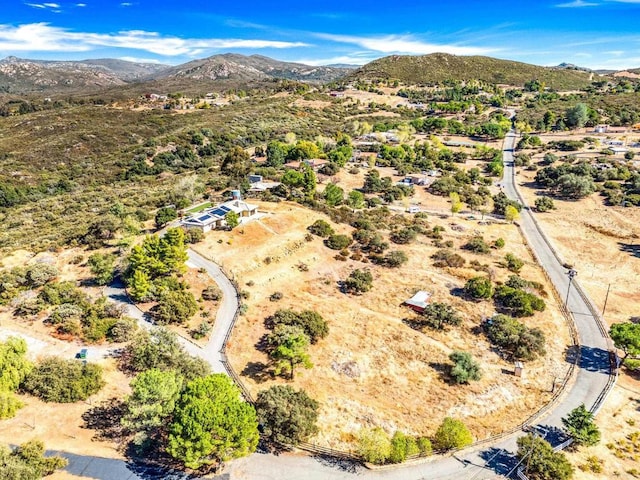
[197,214,212,222]
[211,208,228,217]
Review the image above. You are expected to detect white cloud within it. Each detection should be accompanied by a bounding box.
[25,3,47,8]
[315,33,497,56]
[555,0,599,7]
[0,23,309,56]
[120,2,133,6]
[118,56,170,64]
[75,3,87,6]
[43,3,60,7]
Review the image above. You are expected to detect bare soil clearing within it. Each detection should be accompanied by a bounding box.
[195,200,571,450]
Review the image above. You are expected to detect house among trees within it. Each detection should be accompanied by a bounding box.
[403,291,432,313]
[283,159,330,172]
[181,198,258,232]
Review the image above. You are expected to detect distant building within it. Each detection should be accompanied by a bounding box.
[283,159,330,172]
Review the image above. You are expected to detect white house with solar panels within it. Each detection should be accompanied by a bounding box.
[181,193,258,233]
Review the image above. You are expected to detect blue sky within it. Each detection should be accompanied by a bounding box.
[1,0,640,69]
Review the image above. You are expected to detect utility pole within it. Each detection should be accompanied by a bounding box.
[565,269,578,309]
[602,283,611,317]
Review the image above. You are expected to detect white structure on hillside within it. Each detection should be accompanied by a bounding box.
[182,199,258,232]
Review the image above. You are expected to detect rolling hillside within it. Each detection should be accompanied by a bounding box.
[348,53,597,90]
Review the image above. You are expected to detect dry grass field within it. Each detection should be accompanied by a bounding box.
[516,157,640,327]
[194,200,571,450]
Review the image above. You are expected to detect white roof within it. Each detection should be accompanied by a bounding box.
[405,291,431,309]
[182,200,257,227]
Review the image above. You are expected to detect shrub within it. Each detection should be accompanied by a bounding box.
[22,357,104,403]
[463,235,490,254]
[516,434,574,480]
[268,310,329,344]
[343,269,373,294]
[535,196,555,212]
[372,250,408,268]
[389,431,419,463]
[190,321,212,340]
[503,253,524,273]
[325,234,352,250]
[184,228,205,244]
[107,316,138,342]
[449,351,482,384]
[420,303,462,330]
[307,219,334,237]
[0,391,23,419]
[494,238,505,249]
[417,437,433,456]
[88,253,116,286]
[269,291,283,302]
[433,418,473,451]
[390,227,417,245]
[432,249,466,268]
[25,263,58,287]
[201,285,222,301]
[464,276,494,299]
[485,314,546,360]
[358,427,391,465]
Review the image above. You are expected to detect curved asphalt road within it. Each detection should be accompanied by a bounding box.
[58,134,613,479]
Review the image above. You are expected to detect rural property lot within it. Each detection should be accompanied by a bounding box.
[193,200,571,450]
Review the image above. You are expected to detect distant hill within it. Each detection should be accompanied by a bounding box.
[611,68,640,79]
[347,53,596,90]
[0,56,167,94]
[152,54,351,84]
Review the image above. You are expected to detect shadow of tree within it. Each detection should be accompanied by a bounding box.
[312,454,362,474]
[241,361,272,383]
[81,398,127,443]
[577,346,611,374]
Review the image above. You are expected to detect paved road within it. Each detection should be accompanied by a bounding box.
[57,136,614,479]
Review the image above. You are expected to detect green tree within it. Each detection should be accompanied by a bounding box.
[221,146,252,178]
[347,190,365,209]
[307,220,334,237]
[344,269,373,294]
[22,358,104,403]
[0,391,23,419]
[463,235,490,254]
[420,303,462,330]
[516,433,574,480]
[450,192,463,215]
[609,322,640,365]
[449,351,482,384]
[494,286,545,317]
[88,253,116,286]
[302,165,317,196]
[122,369,183,447]
[155,207,178,229]
[0,440,68,479]
[122,328,210,380]
[565,103,588,129]
[0,337,32,392]
[358,427,391,465]
[535,196,555,212]
[167,374,259,469]
[267,325,313,379]
[153,288,198,325]
[323,183,344,206]
[433,418,473,451]
[504,205,520,223]
[268,310,329,344]
[464,276,494,299]
[556,173,595,199]
[255,385,319,446]
[266,141,287,167]
[562,404,600,447]
[128,269,152,302]
[485,314,546,360]
[225,211,240,229]
[325,234,352,250]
